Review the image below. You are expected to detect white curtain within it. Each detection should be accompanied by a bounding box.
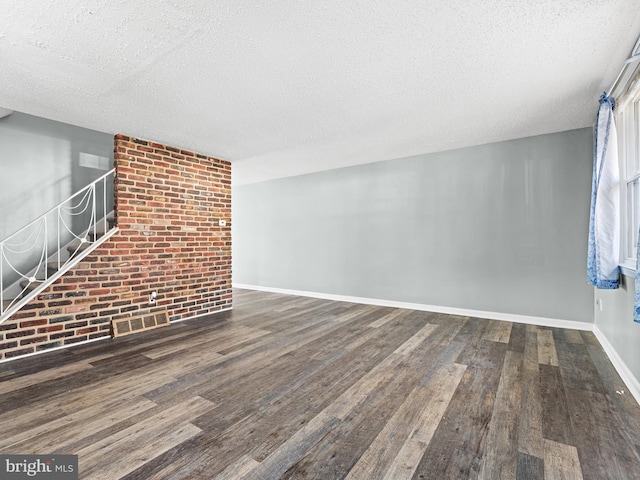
[587,94,620,289]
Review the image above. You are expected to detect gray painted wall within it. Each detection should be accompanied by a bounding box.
[594,277,640,384]
[233,128,594,323]
[0,112,114,286]
[0,112,114,240]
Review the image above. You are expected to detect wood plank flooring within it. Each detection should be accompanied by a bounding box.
[0,288,639,479]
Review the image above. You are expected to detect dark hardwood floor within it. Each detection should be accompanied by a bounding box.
[0,289,639,479]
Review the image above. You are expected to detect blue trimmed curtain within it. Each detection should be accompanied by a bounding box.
[587,94,620,289]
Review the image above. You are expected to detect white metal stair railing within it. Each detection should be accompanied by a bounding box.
[0,169,118,324]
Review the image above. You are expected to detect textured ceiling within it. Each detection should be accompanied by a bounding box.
[1,1,640,185]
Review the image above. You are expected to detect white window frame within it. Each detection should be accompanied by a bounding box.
[617,74,640,276]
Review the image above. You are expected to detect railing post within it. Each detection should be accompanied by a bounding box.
[103,174,108,234]
[92,183,97,242]
[57,205,61,271]
[43,216,48,280]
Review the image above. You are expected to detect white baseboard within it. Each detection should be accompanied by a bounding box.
[232,284,593,331]
[0,336,109,364]
[235,284,640,405]
[593,325,640,406]
[170,306,233,323]
[0,307,234,364]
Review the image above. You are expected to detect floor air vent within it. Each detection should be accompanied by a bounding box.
[111,311,170,338]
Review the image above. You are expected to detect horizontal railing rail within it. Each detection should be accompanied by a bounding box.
[0,169,117,324]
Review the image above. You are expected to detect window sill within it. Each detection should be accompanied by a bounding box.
[620,261,636,278]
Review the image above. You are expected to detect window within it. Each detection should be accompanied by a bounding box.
[617,74,640,272]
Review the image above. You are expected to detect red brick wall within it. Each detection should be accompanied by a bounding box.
[0,135,232,360]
